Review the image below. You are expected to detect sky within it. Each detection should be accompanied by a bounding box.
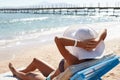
[0,0,120,8]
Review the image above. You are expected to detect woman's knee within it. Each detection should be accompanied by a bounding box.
[33,58,38,61]
[33,58,40,63]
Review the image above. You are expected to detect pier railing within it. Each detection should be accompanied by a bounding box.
[0,7,120,16]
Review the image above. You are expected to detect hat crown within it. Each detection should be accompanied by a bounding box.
[73,27,97,41]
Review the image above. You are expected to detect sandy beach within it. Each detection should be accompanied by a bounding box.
[0,22,120,80]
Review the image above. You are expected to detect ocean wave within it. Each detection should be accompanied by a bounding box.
[9,17,49,23]
[0,17,49,24]
[0,27,68,47]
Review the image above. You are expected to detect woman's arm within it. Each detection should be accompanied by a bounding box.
[54,36,96,64]
[55,37,81,65]
[97,28,107,41]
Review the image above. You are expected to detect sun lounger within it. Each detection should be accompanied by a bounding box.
[70,54,120,80]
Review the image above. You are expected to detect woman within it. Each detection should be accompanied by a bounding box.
[9,26,107,80]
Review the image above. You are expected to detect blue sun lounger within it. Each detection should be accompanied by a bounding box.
[70,54,120,80]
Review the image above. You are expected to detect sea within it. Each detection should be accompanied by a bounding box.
[0,13,120,61]
[0,13,120,48]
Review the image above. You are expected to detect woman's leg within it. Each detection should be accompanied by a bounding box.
[9,63,46,80]
[20,58,55,77]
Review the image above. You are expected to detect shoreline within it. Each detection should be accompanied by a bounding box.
[0,21,120,65]
[0,21,120,59]
[0,21,120,48]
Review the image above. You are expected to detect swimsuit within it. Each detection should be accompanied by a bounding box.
[46,59,65,80]
[58,59,65,72]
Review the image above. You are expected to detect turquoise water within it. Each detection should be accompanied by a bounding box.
[0,13,119,46]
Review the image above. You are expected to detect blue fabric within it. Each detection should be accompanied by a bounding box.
[70,54,120,80]
[46,75,51,80]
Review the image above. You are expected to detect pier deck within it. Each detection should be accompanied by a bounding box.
[0,7,120,16]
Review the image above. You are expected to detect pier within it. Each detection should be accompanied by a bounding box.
[0,6,120,16]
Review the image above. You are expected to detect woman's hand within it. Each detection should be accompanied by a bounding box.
[78,29,107,51]
[78,38,101,51]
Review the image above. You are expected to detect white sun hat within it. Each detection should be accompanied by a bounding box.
[63,26,105,60]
